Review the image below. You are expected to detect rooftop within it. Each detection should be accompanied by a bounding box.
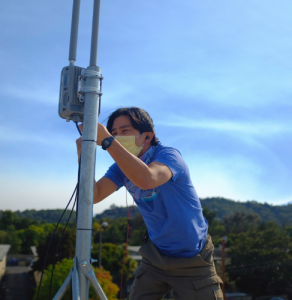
[0,244,11,261]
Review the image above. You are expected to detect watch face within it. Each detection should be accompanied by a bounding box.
[102,136,114,149]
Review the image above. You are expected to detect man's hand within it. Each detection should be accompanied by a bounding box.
[96,123,112,146]
[76,123,112,162]
[76,137,82,163]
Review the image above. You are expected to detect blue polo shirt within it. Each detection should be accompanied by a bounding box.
[104,142,208,258]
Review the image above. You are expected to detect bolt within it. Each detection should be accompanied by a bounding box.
[81,261,87,267]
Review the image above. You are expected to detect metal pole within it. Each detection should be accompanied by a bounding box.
[69,0,81,64]
[74,1,103,297]
[75,65,101,300]
[90,0,101,66]
[99,229,102,269]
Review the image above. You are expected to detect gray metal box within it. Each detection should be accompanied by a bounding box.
[59,65,85,122]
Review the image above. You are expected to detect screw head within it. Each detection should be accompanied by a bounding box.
[81,261,87,267]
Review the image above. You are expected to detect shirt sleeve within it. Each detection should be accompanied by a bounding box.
[104,163,124,190]
[151,146,187,182]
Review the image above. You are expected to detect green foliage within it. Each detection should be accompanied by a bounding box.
[201,198,292,226]
[33,226,76,272]
[95,204,140,220]
[17,223,55,254]
[223,211,262,235]
[90,267,119,300]
[93,213,147,246]
[128,213,147,245]
[226,223,292,296]
[203,207,225,239]
[0,209,76,224]
[0,230,7,243]
[0,210,39,230]
[91,243,138,284]
[34,258,119,300]
[4,225,22,253]
[96,218,128,245]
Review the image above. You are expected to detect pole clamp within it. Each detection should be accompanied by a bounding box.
[77,69,103,102]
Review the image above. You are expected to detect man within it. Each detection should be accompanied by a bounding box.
[76,107,223,300]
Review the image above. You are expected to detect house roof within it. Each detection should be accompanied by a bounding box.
[128,246,141,252]
[0,245,11,261]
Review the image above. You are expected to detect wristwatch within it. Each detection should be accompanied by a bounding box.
[101,136,115,150]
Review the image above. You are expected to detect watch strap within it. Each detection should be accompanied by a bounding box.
[101,136,115,150]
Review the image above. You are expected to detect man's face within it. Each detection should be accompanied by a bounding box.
[111,115,145,147]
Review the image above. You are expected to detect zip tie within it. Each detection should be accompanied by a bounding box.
[77,228,93,231]
[82,139,97,143]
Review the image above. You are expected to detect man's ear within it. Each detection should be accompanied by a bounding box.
[144,132,154,144]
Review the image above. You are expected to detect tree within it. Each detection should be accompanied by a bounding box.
[17,223,55,254]
[5,225,22,254]
[33,226,76,272]
[34,258,119,300]
[0,210,20,230]
[128,213,147,245]
[91,243,138,284]
[202,207,225,241]
[90,267,119,300]
[96,218,129,245]
[226,222,292,296]
[223,211,262,235]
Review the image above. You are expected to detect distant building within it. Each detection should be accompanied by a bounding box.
[128,246,142,262]
[0,244,11,281]
[226,293,251,300]
[30,246,38,257]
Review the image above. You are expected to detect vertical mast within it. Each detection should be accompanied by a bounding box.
[69,0,81,65]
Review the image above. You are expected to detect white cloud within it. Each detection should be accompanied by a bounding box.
[3,85,58,105]
[157,116,290,137]
[187,154,290,204]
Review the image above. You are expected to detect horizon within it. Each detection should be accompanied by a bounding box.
[3,196,291,215]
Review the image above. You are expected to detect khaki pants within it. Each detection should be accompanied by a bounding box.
[129,235,223,300]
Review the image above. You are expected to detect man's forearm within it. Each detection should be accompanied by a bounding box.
[106,140,154,190]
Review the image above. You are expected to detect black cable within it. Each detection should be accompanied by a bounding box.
[48,194,77,299]
[76,122,82,136]
[36,185,77,300]
[74,148,81,227]
[47,123,83,299]
[37,123,83,300]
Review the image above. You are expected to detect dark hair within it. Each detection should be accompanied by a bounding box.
[106,107,159,146]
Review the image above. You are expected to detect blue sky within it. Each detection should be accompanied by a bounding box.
[0,0,291,215]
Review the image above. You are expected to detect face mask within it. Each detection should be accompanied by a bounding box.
[115,134,144,156]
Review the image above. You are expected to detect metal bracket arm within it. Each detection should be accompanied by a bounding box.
[80,260,108,300]
[53,269,73,300]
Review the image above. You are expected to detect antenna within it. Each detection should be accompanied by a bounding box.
[69,0,81,65]
[55,0,107,299]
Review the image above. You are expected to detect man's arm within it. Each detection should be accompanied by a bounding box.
[94,177,118,204]
[106,140,173,190]
[93,124,172,190]
[77,124,173,192]
[76,136,118,203]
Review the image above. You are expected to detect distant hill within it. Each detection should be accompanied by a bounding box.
[95,204,140,220]
[4,198,292,226]
[11,209,77,223]
[95,198,292,226]
[201,197,292,225]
